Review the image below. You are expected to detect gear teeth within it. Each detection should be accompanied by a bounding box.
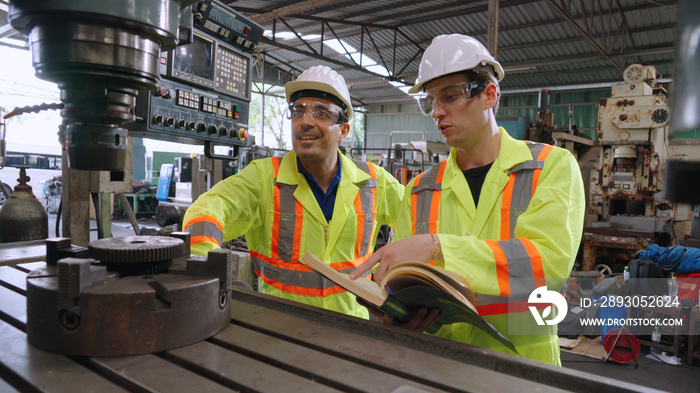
[88,236,184,263]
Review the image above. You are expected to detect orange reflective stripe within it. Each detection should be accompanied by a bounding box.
[271,156,281,176]
[366,160,376,178]
[183,215,223,233]
[411,172,423,236]
[428,161,447,233]
[486,240,511,296]
[251,250,372,272]
[257,273,348,297]
[292,200,304,263]
[435,160,447,182]
[354,192,364,258]
[500,174,516,240]
[476,300,551,316]
[329,252,372,270]
[532,144,553,192]
[536,144,554,161]
[521,238,546,288]
[190,235,220,247]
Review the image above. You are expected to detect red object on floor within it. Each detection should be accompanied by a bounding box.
[603,328,641,364]
[677,273,700,302]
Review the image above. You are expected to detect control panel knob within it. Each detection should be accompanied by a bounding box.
[187,121,196,130]
[196,123,206,133]
[165,117,175,127]
[218,127,227,137]
[153,115,164,124]
[176,119,186,128]
[207,125,217,135]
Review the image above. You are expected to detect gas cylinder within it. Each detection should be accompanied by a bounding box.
[0,166,49,243]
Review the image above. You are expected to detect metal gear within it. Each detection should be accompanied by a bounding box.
[88,236,184,276]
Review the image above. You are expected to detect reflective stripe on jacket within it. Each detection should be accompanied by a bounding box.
[395,127,585,365]
[183,150,404,318]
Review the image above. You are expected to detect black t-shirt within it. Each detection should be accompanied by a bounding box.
[462,162,493,207]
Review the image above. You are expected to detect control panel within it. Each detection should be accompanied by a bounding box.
[164,30,252,101]
[128,79,250,145]
[194,0,264,53]
[126,0,261,150]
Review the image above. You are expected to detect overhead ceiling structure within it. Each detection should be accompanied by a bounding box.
[228,0,678,106]
[0,1,678,107]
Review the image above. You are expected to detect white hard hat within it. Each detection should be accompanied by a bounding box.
[408,34,504,94]
[285,65,353,119]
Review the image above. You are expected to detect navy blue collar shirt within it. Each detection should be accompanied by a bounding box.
[297,153,342,222]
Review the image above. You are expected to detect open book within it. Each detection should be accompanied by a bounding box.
[300,252,518,354]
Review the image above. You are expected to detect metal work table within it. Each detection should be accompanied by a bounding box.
[0,261,661,393]
[0,240,47,266]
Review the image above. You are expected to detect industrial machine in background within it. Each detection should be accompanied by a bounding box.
[583,64,671,271]
[153,145,282,229]
[526,89,595,159]
[350,131,450,186]
[526,89,556,145]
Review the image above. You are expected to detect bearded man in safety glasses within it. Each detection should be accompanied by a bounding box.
[184,65,404,319]
[351,34,585,366]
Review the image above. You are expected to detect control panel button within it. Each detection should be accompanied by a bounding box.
[238,128,249,140]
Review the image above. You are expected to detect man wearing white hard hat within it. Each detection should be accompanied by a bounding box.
[184,65,404,318]
[351,35,585,365]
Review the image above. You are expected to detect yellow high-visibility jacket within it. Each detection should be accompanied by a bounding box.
[183,150,404,318]
[394,127,585,365]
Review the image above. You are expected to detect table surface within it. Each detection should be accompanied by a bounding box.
[0,261,661,393]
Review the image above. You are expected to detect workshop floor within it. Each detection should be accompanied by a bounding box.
[50,213,700,392]
[562,347,699,392]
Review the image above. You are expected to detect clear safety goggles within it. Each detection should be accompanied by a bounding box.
[415,80,488,116]
[286,100,347,125]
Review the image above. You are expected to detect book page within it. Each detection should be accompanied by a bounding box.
[380,262,477,312]
[300,252,387,307]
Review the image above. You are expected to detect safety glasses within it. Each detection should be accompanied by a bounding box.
[416,81,488,116]
[286,101,347,125]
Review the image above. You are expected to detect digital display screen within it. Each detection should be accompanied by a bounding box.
[174,35,213,80]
